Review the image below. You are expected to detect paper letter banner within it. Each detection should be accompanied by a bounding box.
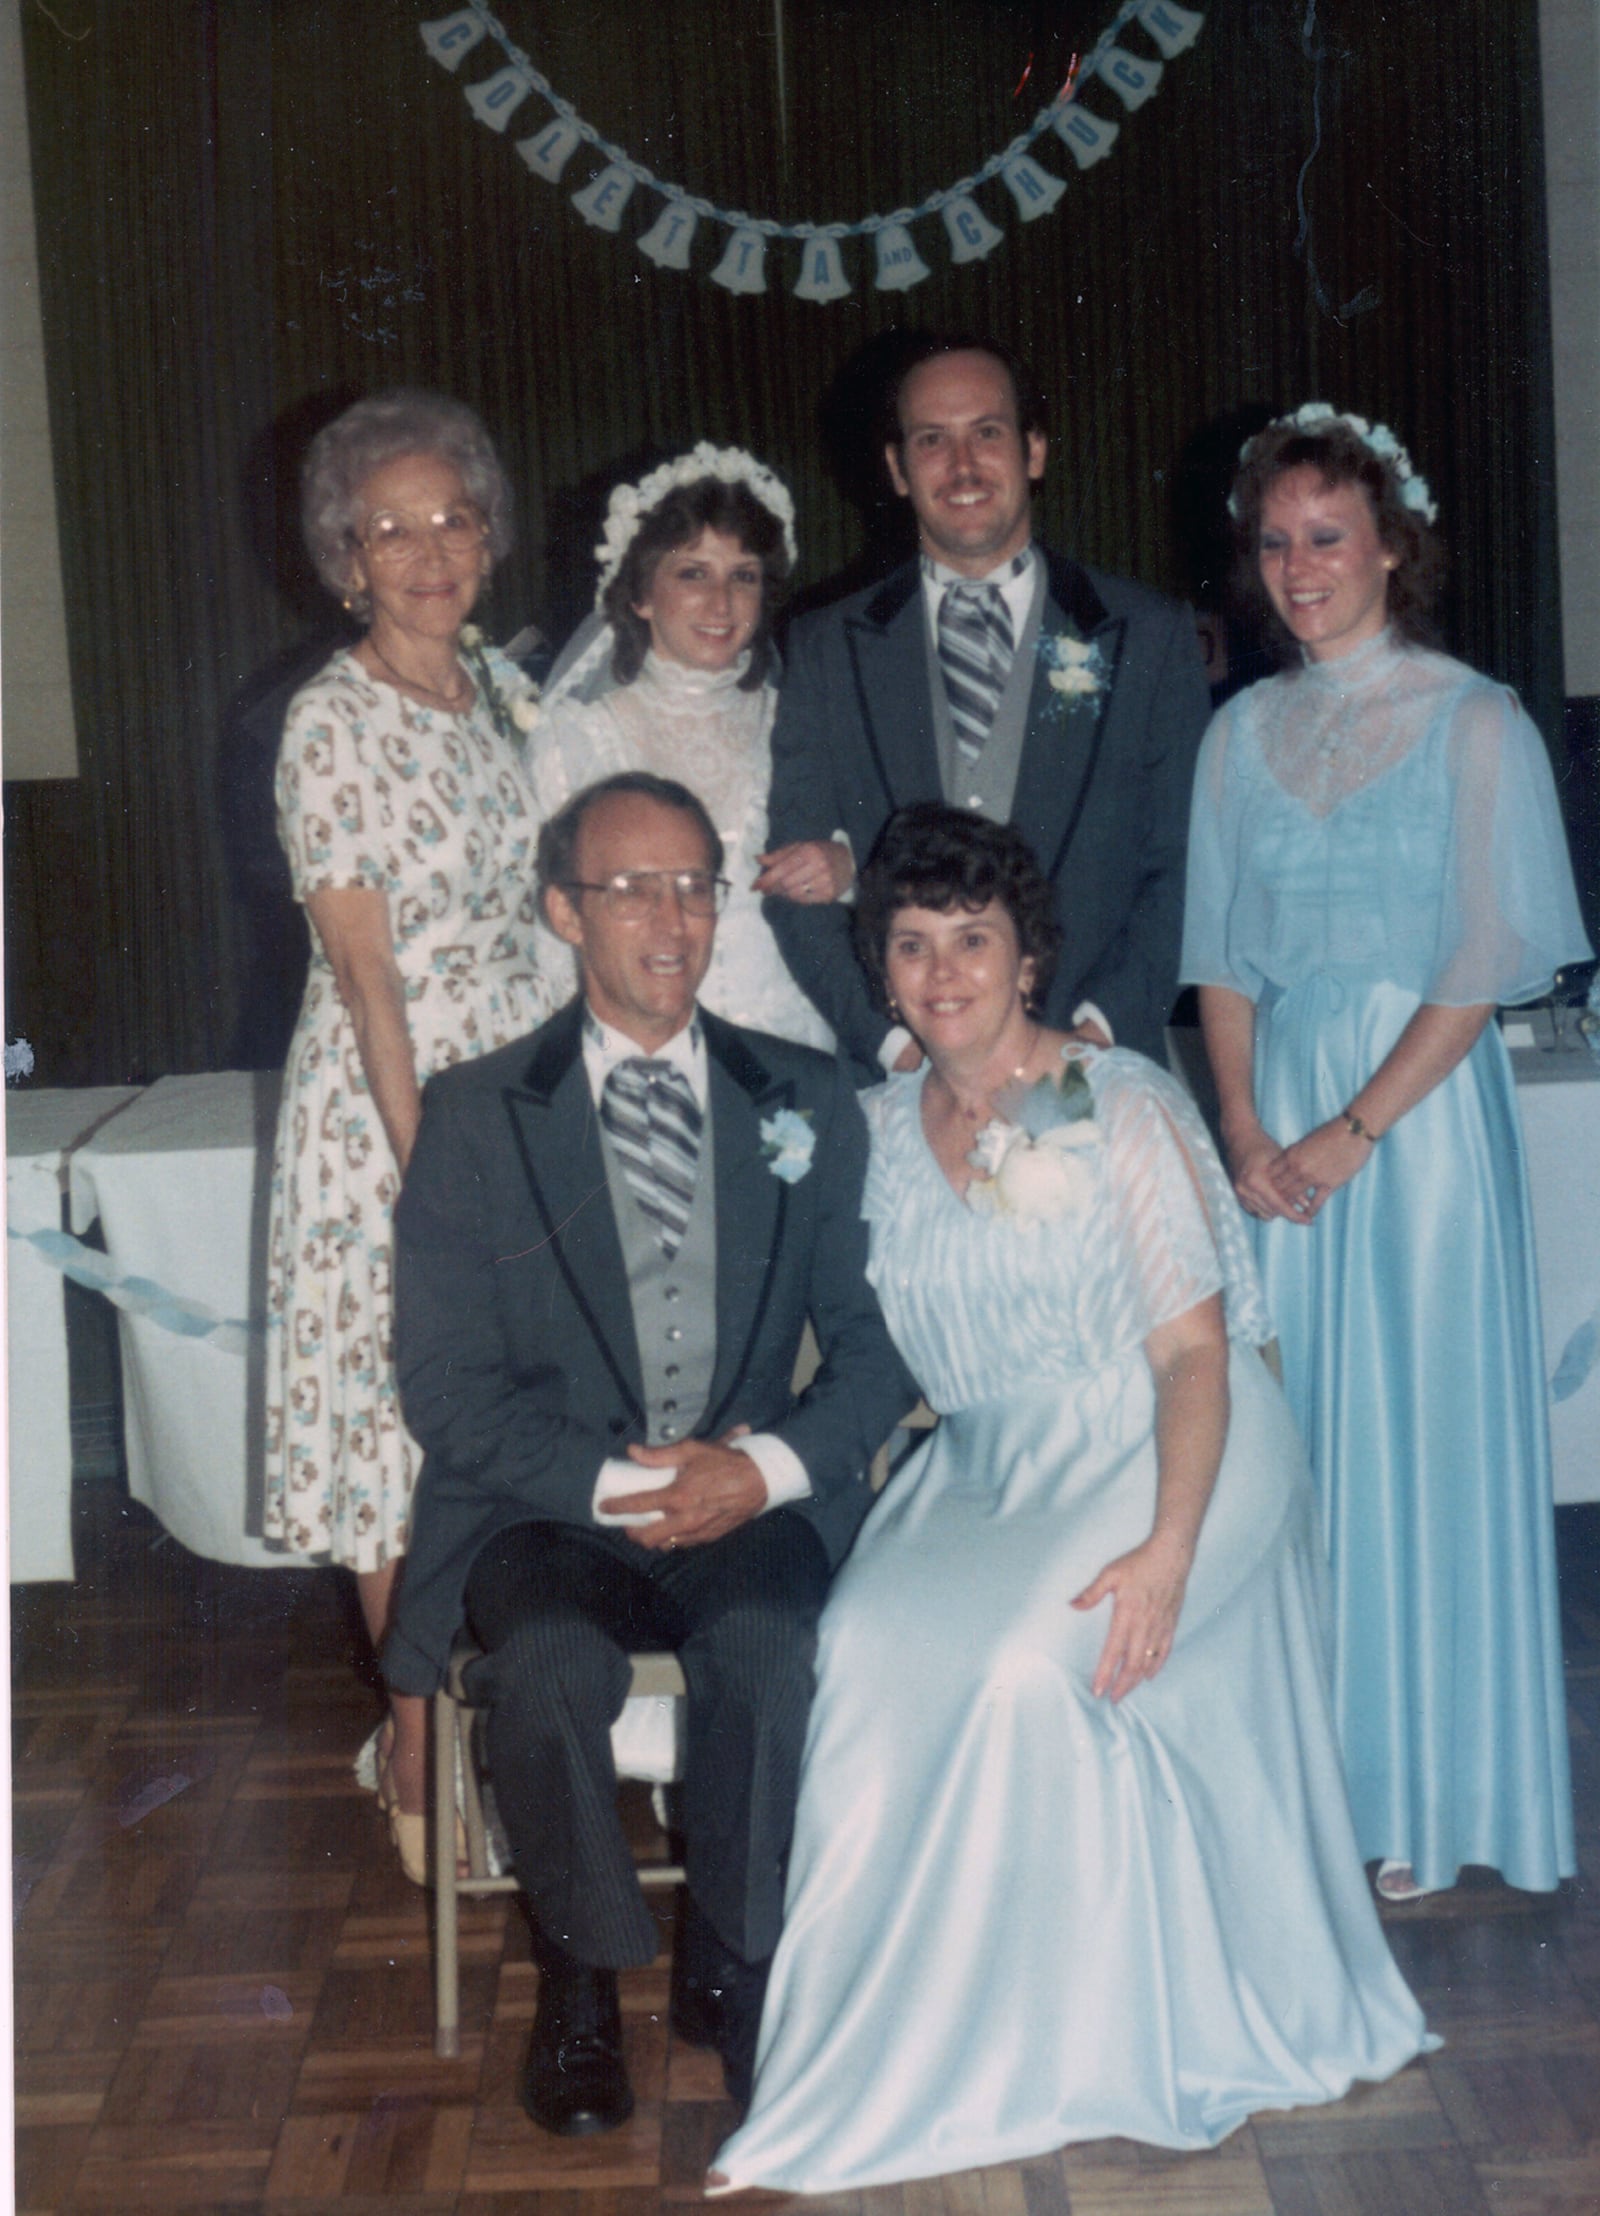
[1097,46,1163,110]
[1054,103,1121,169]
[1137,2,1205,58]
[873,223,931,292]
[711,227,769,295]
[463,63,531,132]
[794,235,851,303]
[419,0,1202,302]
[571,163,635,232]
[419,9,486,69]
[637,202,698,270]
[517,116,582,181]
[1001,155,1068,222]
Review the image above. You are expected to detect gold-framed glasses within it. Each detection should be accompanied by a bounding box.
[355,504,488,564]
[562,870,729,919]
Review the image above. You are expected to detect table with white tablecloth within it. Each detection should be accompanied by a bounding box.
[9,1040,1600,1583]
[66,1070,284,1569]
[6,1086,142,1580]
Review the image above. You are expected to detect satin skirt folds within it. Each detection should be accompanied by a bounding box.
[1254,974,1573,1894]
[712,1347,1432,2194]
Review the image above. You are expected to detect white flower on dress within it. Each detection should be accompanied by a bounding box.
[964,1058,1102,1226]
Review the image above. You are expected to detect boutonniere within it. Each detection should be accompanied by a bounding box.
[459,625,543,743]
[1038,629,1108,717]
[760,1107,815,1185]
[965,1058,1102,1225]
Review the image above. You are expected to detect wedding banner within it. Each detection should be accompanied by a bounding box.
[416,0,1204,302]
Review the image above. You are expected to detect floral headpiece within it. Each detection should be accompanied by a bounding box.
[1229,402,1438,526]
[593,443,799,607]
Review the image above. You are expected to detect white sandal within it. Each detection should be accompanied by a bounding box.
[1375,1859,1436,1904]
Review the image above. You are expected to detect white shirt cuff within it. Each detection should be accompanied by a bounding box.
[733,1432,812,1509]
[593,1458,673,1526]
[831,828,857,907]
[1071,1001,1114,1046]
[879,1023,915,1072]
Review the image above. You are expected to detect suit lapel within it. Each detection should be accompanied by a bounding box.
[1012,549,1127,880]
[701,1015,791,1437]
[501,1003,644,1419]
[843,565,943,816]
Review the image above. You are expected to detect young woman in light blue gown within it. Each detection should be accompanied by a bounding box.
[710,806,1432,2195]
[1182,406,1591,1904]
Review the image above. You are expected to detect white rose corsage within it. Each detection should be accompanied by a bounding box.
[1038,630,1108,716]
[760,1107,815,1185]
[459,624,542,742]
[965,1058,1102,1226]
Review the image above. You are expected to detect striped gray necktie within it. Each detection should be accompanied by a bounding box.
[601,1058,703,1257]
[938,579,1015,766]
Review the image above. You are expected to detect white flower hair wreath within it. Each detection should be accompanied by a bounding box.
[1229,402,1438,527]
[593,442,799,609]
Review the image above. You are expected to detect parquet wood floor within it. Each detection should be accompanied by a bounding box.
[15,1485,1600,2215]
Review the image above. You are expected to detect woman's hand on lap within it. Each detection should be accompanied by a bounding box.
[1072,1536,1192,1701]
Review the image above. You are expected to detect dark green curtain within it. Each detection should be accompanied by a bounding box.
[10,0,1567,1084]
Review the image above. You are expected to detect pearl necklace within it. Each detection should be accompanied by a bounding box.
[939,1025,1043,1123]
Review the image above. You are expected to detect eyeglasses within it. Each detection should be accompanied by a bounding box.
[561,870,729,919]
[354,505,488,564]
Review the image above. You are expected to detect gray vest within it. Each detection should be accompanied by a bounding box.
[925,559,1047,822]
[599,1109,718,1449]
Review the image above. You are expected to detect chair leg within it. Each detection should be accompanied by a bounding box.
[433,1686,461,2060]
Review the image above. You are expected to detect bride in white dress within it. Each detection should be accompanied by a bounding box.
[533,446,845,1048]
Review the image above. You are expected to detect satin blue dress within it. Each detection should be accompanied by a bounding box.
[712,1050,1432,2194]
[1182,632,1591,1896]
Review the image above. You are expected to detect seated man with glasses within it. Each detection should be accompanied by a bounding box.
[387,769,917,2135]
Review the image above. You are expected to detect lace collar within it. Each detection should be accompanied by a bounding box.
[1299,626,1407,695]
[640,647,753,703]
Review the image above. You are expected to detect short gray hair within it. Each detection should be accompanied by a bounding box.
[300,390,515,617]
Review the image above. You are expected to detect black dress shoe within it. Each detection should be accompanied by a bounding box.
[520,1944,633,2136]
[668,1894,769,2107]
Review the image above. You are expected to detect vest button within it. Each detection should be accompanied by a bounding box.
[664,1364,680,1379]
[665,1325,683,1342]
[663,1284,681,1301]
[662,1398,678,1414]
[661,1423,680,1441]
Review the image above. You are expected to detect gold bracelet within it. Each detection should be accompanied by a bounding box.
[1342,1109,1379,1143]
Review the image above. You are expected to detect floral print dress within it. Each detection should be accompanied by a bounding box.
[264,646,555,1570]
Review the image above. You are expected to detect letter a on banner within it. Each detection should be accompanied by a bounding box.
[638,202,698,270]
[711,228,769,295]
[794,235,851,302]
[419,9,487,69]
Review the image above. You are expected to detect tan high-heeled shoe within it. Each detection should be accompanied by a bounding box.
[375,1739,466,1887]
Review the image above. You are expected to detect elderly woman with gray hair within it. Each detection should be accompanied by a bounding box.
[264,390,554,1882]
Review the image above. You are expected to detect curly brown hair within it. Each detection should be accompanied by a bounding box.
[855,804,1061,1017]
[601,476,792,691]
[1228,414,1444,661]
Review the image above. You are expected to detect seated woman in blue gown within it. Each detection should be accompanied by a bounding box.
[709,805,1432,2196]
[1182,406,1591,1904]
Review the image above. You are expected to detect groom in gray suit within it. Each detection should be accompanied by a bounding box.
[387,771,915,2135]
[762,336,1210,1067]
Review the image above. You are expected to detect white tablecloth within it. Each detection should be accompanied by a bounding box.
[6,1086,142,1580]
[68,1071,285,1569]
[1510,1039,1600,1504]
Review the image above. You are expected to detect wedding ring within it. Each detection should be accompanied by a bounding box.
[1303,1185,1316,1201]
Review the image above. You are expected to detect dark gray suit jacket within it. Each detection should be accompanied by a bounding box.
[767,548,1210,1066]
[384,1001,918,1693]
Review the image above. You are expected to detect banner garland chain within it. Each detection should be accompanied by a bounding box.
[416,0,1204,297]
